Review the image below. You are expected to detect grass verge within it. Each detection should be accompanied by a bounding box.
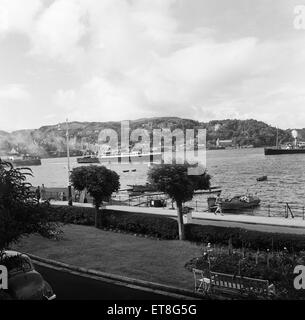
[12,224,201,291]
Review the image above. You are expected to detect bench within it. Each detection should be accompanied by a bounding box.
[209,271,273,298]
[193,269,274,298]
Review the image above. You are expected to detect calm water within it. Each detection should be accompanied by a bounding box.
[26,148,305,216]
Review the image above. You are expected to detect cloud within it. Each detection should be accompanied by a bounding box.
[0,84,30,100]
[0,0,305,129]
[0,0,42,35]
[45,0,262,122]
[54,77,152,121]
[29,0,87,61]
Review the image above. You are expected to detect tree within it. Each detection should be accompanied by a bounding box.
[148,163,211,240]
[70,166,120,227]
[0,160,59,251]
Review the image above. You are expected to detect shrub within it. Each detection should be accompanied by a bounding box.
[185,224,305,252]
[0,160,59,249]
[99,210,179,239]
[47,205,95,226]
[48,205,305,252]
[48,206,179,239]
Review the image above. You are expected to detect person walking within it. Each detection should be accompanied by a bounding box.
[214,192,224,215]
[35,186,41,202]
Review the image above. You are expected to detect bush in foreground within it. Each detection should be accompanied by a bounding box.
[0,160,60,250]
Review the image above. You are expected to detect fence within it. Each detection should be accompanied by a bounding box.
[45,187,305,219]
[108,192,305,219]
[109,192,170,208]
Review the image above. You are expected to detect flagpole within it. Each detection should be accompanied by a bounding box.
[66,119,73,206]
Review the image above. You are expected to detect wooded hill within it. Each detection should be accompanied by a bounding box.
[0,118,299,157]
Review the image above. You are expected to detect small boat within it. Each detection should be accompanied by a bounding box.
[122,170,130,173]
[194,187,222,195]
[77,156,100,164]
[208,194,260,212]
[257,175,267,182]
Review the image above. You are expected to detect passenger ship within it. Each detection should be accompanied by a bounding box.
[99,150,162,163]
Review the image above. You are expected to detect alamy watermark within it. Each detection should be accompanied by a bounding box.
[294,265,305,290]
[82,120,207,175]
[0,265,8,290]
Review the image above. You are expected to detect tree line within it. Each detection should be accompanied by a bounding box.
[0,118,299,156]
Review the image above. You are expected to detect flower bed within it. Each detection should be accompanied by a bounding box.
[185,244,305,299]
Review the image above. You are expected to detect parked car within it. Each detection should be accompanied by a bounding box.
[0,250,56,300]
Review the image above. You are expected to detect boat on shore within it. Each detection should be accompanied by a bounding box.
[208,194,260,212]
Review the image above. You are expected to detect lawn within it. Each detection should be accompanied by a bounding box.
[12,225,202,291]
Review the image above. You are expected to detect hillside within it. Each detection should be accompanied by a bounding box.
[0,118,299,157]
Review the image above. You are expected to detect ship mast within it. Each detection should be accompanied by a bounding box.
[66,119,73,206]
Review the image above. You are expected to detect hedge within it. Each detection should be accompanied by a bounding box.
[48,205,95,226]
[184,224,305,252]
[48,205,179,240]
[49,205,305,251]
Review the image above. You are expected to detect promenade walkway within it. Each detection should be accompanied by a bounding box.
[50,201,305,234]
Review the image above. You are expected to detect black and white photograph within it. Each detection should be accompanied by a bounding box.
[1,0,305,310]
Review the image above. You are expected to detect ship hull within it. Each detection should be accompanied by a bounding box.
[264,148,305,155]
[99,153,162,163]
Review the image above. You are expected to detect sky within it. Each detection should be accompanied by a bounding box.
[0,0,305,131]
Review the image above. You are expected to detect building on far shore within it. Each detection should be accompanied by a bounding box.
[216,139,234,148]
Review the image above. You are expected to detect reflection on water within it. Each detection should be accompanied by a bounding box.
[26,148,305,217]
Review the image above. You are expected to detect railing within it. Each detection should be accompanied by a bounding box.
[186,199,305,219]
[108,193,305,219]
[46,187,305,220]
[45,190,94,203]
[109,192,170,208]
